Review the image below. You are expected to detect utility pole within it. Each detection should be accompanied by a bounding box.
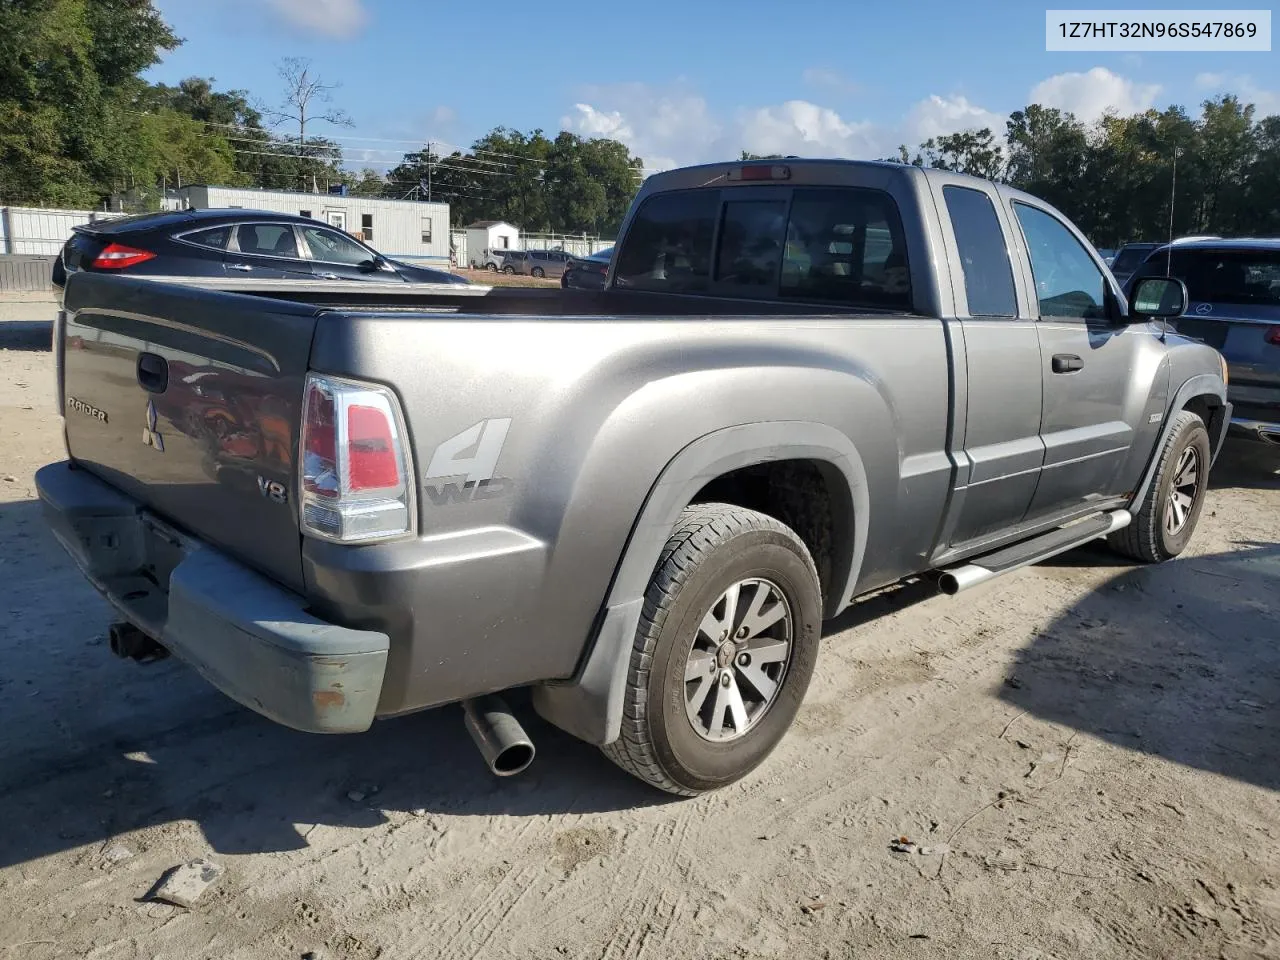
[427,141,433,202]
[1166,146,1180,274]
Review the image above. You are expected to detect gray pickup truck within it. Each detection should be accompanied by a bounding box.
[37,159,1230,796]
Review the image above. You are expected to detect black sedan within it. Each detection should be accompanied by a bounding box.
[561,246,614,289]
[53,208,469,287]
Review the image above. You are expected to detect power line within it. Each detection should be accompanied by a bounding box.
[135,109,657,174]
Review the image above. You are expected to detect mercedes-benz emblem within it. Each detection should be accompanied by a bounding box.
[1194,302,1213,315]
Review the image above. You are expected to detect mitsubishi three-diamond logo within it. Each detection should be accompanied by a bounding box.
[142,399,164,452]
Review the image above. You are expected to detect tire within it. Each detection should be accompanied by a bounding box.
[531,267,545,278]
[601,503,823,796]
[485,263,497,272]
[502,265,515,275]
[1109,409,1211,563]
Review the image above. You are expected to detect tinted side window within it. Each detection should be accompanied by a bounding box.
[614,190,717,293]
[717,200,788,287]
[182,226,231,251]
[238,224,298,258]
[1013,203,1106,320]
[780,188,911,309]
[1110,245,1155,275]
[943,186,1016,317]
[1165,248,1280,306]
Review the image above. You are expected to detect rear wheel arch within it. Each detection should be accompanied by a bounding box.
[531,421,869,747]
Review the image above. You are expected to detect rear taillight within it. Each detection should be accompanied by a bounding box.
[1266,326,1280,346]
[91,243,156,270]
[299,373,416,543]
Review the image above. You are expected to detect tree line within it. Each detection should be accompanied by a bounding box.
[883,97,1280,247]
[2,1,1277,245]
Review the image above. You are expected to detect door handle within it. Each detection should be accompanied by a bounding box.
[1052,354,1084,374]
[318,272,340,280]
[136,352,168,393]
[228,264,252,272]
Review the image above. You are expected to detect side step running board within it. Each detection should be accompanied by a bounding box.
[938,509,1131,596]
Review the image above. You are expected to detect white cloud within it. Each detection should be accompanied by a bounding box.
[1029,67,1161,122]
[264,0,368,38]
[737,100,883,158]
[1193,73,1279,115]
[560,68,1176,173]
[904,94,1007,142]
[563,82,1007,171]
[563,84,722,172]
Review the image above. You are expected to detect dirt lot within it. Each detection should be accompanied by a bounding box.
[1,323,1278,960]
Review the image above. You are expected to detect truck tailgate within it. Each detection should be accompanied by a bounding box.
[58,272,320,592]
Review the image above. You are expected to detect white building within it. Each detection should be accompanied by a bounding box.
[176,185,452,266]
[465,220,521,269]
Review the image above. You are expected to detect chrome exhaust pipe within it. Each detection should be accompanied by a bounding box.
[938,565,991,596]
[462,695,536,777]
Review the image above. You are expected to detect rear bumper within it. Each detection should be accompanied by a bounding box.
[35,460,390,734]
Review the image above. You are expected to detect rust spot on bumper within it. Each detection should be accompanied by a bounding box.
[313,690,346,711]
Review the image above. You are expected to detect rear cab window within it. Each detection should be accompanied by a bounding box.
[942,185,1016,317]
[614,185,912,309]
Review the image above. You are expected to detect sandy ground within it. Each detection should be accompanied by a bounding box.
[1,323,1278,960]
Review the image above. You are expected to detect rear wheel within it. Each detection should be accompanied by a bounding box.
[602,503,823,796]
[486,263,497,272]
[1109,409,1211,563]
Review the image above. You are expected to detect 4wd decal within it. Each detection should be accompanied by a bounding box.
[424,418,513,505]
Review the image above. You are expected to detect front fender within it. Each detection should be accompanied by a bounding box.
[1129,370,1228,510]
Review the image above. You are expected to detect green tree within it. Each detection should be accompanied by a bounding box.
[0,0,180,205]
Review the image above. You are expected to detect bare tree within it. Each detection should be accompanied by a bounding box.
[268,57,353,151]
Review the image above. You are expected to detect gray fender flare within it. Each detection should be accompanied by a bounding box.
[531,420,869,746]
[1129,373,1228,509]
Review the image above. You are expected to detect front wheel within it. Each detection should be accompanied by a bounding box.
[531,267,545,278]
[1109,409,1211,563]
[502,265,515,274]
[602,503,823,796]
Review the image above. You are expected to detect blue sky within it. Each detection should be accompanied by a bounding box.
[148,0,1277,172]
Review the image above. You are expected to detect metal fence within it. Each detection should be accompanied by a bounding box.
[0,255,56,292]
[0,206,124,257]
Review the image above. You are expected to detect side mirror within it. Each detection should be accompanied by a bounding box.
[1128,276,1187,321]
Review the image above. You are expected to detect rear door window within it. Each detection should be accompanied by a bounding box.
[614,190,717,293]
[779,188,911,309]
[942,185,1016,317]
[236,223,299,259]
